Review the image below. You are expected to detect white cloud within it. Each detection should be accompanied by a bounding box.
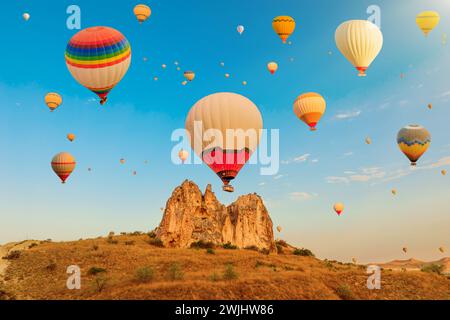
[335,110,361,120]
[273,174,285,180]
[258,182,266,186]
[311,159,319,163]
[326,176,350,184]
[326,167,386,184]
[343,151,354,157]
[289,192,317,201]
[293,153,310,162]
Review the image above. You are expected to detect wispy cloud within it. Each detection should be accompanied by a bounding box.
[289,192,318,201]
[326,167,386,184]
[273,174,285,180]
[335,110,361,120]
[282,153,313,164]
[326,176,350,184]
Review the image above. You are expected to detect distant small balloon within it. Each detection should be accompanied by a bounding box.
[391,189,397,196]
[23,13,30,21]
[184,71,195,81]
[176,67,181,71]
[439,246,445,253]
[67,133,75,142]
[162,64,166,69]
[427,103,432,110]
[178,149,189,163]
[242,81,247,86]
[334,202,344,216]
[182,81,187,86]
[225,73,230,78]
[45,93,62,112]
[267,62,278,75]
[276,226,282,233]
[174,61,179,66]
[441,169,447,176]
[133,171,137,176]
[120,159,125,164]
[352,258,357,264]
[133,4,151,24]
[51,152,76,184]
[402,247,408,254]
[237,25,244,35]
[143,57,148,62]
[220,62,225,67]
[365,137,372,145]
[153,76,158,81]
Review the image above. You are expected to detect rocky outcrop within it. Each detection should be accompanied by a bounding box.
[156,180,276,253]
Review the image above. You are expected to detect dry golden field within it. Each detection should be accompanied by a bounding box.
[0,234,449,300]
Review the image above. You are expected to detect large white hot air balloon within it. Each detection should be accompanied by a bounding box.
[185,92,263,192]
[335,20,383,77]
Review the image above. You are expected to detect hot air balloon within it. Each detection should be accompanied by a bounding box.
[67,133,75,142]
[51,152,76,184]
[65,26,131,105]
[391,189,397,196]
[397,125,431,166]
[225,73,230,78]
[272,16,295,44]
[178,149,189,163]
[276,226,282,233]
[174,61,179,66]
[237,25,244,35]
[184,71,195,81]
[120,158,125,164]
[242,81,247,86]
[416,11,440,37]
[162,64,166,69]
[23,13,30,21]
[441,169,447,176]
[352,258,357,264]
[365,137,372,145]
[335,20,383,77]
[427,103,432,110]
[185,92,263,192]
[334,203,344,216]
[220,62,225,67]
[439,247,445,253]
[293,93,326,131]
[182,81,187,86]
[133,4,151,24]
[133,171,137,176]
[45,93,62,112]
[402,247,408,254]
[267,62,278,75]
[154,76,158,81]
[176,67,181,71]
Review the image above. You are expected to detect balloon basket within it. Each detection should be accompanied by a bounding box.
[223,185,234,193]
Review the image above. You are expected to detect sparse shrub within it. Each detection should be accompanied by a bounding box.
[46,262,57,271]
[92,244,99,251]
[88,267,107,276]
[93,275,108,293]
[206,248,215,255]
[323,260,334,269]
[147,231,157,239]
[209,272,220,282]
[276,244,284,254]
[106,236,118,244]
[293,248,315,257]
[335,285,355,300]
[125,240,135,246]
[148,238,164,247]
[276,240,288,247]
[421,264,444,275]
[190,240,215,249]
[28,243,38,249]
[255,261,264,268]
[3,251,21,260]
[167,263,184,281]
[222,242,237,250]
[0,288,15,300]
[135,266,154,283]
[120,232,127,235]
[283,265,294,271]
[244,245,259,252]
[260,248,270,255]
[130,231,143,236]
[108,231,115,237]
[223,264,238,280]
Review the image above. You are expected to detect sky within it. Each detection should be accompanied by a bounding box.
[0,0,449,263]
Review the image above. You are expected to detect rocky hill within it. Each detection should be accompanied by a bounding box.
[156,180,276,253]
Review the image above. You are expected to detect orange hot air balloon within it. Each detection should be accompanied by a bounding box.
[45,93,62,112]
[427,103,432,110]
[276,226,282,233]
[51,152,76,184]
[441,169,447,176]
[334,202,344,216]
[178,149,189,163]
[242,81,247,86]
[184,71,195,81]
[120,158,125,164]
[293,92,326,131]
[267,62,278,74]
[67,133,75,142]
[225,73,230,78]
[133,4,151,24]
[272,16,296,44]
[402,247,408,254]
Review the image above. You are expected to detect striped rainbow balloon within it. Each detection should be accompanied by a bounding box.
[65,26,131,105]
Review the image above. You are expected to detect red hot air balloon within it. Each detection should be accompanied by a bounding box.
[51,152,76,184]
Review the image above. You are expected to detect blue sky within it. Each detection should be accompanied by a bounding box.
[1,0,449,263]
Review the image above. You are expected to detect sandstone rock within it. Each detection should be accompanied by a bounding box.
[156,180,276,253]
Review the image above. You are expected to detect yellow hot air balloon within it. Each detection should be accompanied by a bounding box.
[391,189,397,196]
[133,4,151,24]
[184,71,195,81]
[427,103,432,110]
[335,20,383,77]
[416,11,440,37]
[267,62,278,75]
[441,169,447,176]
[334,202,344,216]
[276,226,282,233]
[51,152,76,184]
[67,133,75,142]
[397,125,431,166]
[45,93,62,112]
[365,137,372,145]
[178,149,189,163]
[439,247,445,253]
[185,92,263,192]
[242,81,247,86]
[272,16,296,44]
[23,13,30,21]
[293,93,326,131]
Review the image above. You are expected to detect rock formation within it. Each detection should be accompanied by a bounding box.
[156,180,276,253]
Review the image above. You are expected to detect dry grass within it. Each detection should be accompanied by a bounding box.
[2,234,449,300]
